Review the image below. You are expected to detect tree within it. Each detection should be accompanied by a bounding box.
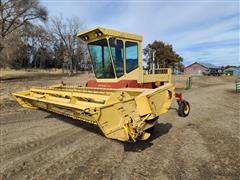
[0,29,27,68]
[53,41,65,69]
[143,41,184,71]
[20,23,54,68]
[50,15,86,75]
[0,0,47,40]
[0,0,48,67]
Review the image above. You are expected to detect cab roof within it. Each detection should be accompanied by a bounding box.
[77,27,143,43]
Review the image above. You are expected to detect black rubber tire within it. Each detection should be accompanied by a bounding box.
[145,125,155,133]
[178,101,190,117]
[145,117,158,133]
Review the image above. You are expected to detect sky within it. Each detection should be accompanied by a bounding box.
[40,0,240,66]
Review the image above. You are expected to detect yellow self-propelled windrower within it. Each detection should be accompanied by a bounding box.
[12,27,190,142]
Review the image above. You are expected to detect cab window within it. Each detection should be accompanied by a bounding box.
[126,41,138,73]
[109,38,124,77]
[88,39,115,78]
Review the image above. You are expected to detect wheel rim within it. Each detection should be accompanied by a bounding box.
[184,103,189,114]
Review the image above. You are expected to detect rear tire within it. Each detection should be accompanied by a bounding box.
[178,101,190,117]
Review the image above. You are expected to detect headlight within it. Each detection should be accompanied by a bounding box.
[95,32,102,37]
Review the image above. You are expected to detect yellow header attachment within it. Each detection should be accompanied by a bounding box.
[77,27,143,43]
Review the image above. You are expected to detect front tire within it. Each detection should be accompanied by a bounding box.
[178,101,190,117]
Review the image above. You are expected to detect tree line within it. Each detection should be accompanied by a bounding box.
[0,0,91,75]
[0,0,184,75]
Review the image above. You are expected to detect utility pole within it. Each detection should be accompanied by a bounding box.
[152,49,156,74]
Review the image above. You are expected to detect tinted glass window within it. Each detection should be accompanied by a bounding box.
[126,42,138,73]
[88,39,115,78]
[109,38,124,77]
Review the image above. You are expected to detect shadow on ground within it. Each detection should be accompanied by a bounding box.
[123,122,172,152]
[45,113,103,136]
[225,88,239,94]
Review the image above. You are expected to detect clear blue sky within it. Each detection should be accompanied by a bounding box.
[41,0,239,66]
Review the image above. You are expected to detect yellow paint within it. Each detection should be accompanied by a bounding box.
[78,27,143,43]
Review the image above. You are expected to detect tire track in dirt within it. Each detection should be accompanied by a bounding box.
[112,150,144,180]
[0,110,44,126]
[1,127,78,172]
[12,131,104,180]
[32,136,112,179]
[0,112,73,156]
[1,118,71,146]
[64,140,124,180]
[0,127,77,166]
[1,127,94,179]
[0,116,42,126]
[1,123,69,146]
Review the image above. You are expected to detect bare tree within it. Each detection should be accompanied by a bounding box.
[50,15,86,75]
[0,0,47,58]
[0,0,47,39]
[0,0,48,67]
[22,24,54,68]
[0,30,26,68]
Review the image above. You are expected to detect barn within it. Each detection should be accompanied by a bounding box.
[184,62,219,75]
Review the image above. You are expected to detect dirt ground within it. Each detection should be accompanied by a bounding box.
[0,71,239,180]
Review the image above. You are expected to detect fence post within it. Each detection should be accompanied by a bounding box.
[236,78,240,93]
[185,76,192,90]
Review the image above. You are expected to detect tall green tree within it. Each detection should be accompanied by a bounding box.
[143,40,184,71]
